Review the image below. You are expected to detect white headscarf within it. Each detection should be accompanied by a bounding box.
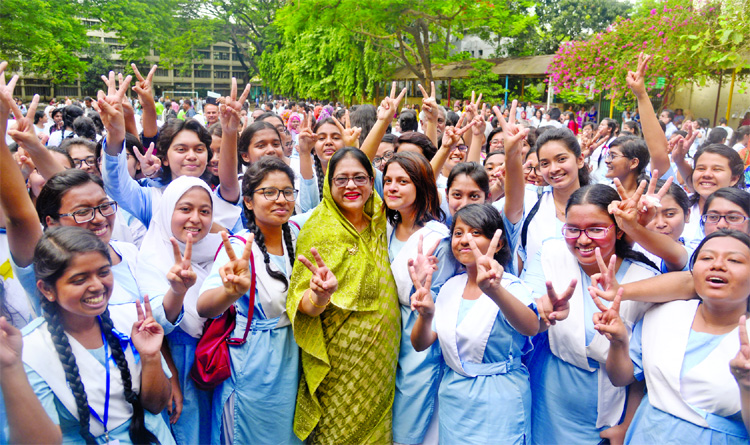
[136,176,223,338]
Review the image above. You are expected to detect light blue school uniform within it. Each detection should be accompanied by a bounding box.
[625,319,748,444]
[389,222,459,444]
[435,274,537,444]
[199,229,301,445]
[524,257,641,445]
[20,317,175,445]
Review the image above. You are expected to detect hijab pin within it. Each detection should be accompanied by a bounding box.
[347,245,358,256]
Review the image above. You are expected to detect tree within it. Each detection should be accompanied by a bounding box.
[506,0,632,56]
[273,0,534,87]
[80,43,114,96]
[0,0,88,82]
[547,0,750,107]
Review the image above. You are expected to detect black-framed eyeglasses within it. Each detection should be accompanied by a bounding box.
[333,175,371,187]
[561,224,614,240]
[452,145,468,152]
[373,150,394,167]
[59,201,118,223]
[254,187,298,202]
[525,165,541,175]
[701,212,749,225]
[73,156,97,167]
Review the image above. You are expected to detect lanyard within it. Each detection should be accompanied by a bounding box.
[89,316,111,441]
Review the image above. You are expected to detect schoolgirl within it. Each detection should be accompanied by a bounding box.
[596,229,750,443]
[523,184,659,444]
[198,157,301,444]
[381,152,458,444]
[410,204,539,444]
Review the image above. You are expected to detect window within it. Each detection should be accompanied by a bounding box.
[104,38,118,44]
[214,52,230,60]
[26,86,51,96]
[479,50,483,56]
[197,50,211,59]
[215,71,230,79]
[155,68,170,77]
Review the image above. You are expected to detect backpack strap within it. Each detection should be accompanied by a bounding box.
[521,196,543,250]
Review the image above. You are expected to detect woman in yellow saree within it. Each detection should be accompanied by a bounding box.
[288,147,401,443]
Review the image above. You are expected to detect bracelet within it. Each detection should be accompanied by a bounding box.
[308,290,330,309]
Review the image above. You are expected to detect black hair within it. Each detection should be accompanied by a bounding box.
[451,204,512,269]
[155,118,214,184]
[326,147,375,190]
[609,135,650,176]
[60,137,97,157]
[566,184,658,270]
[350,104,377,146]
[622,121,640,137]
[237,121,281,167]
[48,146,75,168]
[581,121,595,131]
[398,110,419,133]
[34,227,159,444]
[36,169,105,226]
[692,144,745,203]
[486,127,504,154]
[729,126,750,148]
[34,110,46,124]
[446,111,460,127]
[447,162,491,199]
[703,127,728,147]
[690,229,750,270]
[702,187,750,218]
[396,131,438,161]
[655,178,690,215]
[661,109,675,121]
[548,108,561,121]
[312,118,340,199]
[381,133,397,145]
[256,112,284,126]
[484,150,505,166]
[535,127,591,186]
[241,158,296,290]
[601,118,619,138]
[62,105,84,129]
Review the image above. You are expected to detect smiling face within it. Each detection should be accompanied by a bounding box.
[604,147,636,180]
[383,162,417,215]
[50,182,115,244]
[330,155,373,223]
[204,104,219,126]
[165,130,208,179]
[564,203,619,275]
[242,128,283,165]
[448,174,486,216]
[692,152,738,199]
[315,123,344,167]
[484,153,506,199]
[525,152,546,186]
[692,236,750,309]
[703,197,750,235]
[68,145,99,176]
[451,218,502,267]
[538,140,583,192]
[170,187,213,243]
[243,171,295,230]
[208,135,221,177]
[645,194,688,241]
[38,251,113,325]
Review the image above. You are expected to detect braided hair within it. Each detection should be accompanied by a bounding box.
[313,154,325,200]
[34,227,159,444]
[241,158,297,290]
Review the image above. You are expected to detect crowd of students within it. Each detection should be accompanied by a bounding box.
[1,51,750,445]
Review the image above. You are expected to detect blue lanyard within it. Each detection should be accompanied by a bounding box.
[89,316,111,440]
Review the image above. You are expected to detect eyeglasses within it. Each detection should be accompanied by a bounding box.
[59,201,118,223]
[489,139,504,147]
[275,125,290,136]
[604,152,627,162]
[373,150,394,167]
[561,224,614,240]
[332,175,370,187]
[701,212,749,225]
[74,156,97,167]
[525,165,541,175]
[452,145,468,152]
[254,187,298,202]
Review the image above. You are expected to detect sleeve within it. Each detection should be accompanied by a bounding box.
[148,295,184,336]
[290,210,314,230]
[501,209,524,276]
[298,177,320,213]
[10,258,40,316]
[22,366,60,425]
[140,132,158,151]
[519,249,547,296]
[374,169,384,199]
[102,144,154,228]
[629,318,645,381]
[505,278,539,316]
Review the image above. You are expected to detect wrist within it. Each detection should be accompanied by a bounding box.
[139,351,162,365]
[308,289,330,308]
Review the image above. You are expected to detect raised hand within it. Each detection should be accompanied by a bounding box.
[407,234,440,288]
[299,247,338,305]
[493,100,529,157]
[418,82,438,123]
[464,91,483,122]
[589,248,621,302]
[467,230,506,294]
[409,260,435,317]
[131,295,164,358]
[332,110,361,148]
[133,142,162,178]
[626,52,653,97]
[219,77,251,133]
[6,94,44,149]
[536,278,578,327]
[610,178,647,231]
[0,316,22,370]
[0,61,19,119]
[131,63,157,104]
[218,231,255,299]
[441,121,476,149]
[297,111,316,155]
[97,70,132,144]
[470,105,487,137]
[592,288,627,344]
[377,82,407,122]
[166,235,197,296]
[730,315,750,390]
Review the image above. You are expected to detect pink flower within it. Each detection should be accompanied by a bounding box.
[658,31,664,37]
[651,8,657,15]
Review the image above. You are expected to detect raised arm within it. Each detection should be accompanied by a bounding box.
[217,78,251,203]
[0,65,43,267]
[6,94,66,179]
[360,82,406,161]
[495,101,530,224]
[626,53,670,176]
[592,289,636,387]
[197,232,255,319]
[465,107,486,164]
[730,316,750,433]
[131,64,159,139]
[98,70,132,156]
[430,121,476,179]
[419,82,439,148]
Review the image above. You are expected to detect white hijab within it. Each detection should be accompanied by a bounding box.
[136,176,223,338]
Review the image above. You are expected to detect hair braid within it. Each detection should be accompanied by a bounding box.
[247,214,289,290]
[99,310,160,444]
[40,298,97,445]
[313,154,325,200]
[282,222,296,272]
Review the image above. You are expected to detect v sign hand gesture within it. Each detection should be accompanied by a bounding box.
[133,142,162,179]
[332,110,361,148]
[592,288,628,344]
[218,231,255,299]
[299,248,338,314]
[467,230,505,295]
[730,316,750,391]
[407,234,440,289]
[131,295,165,359]
[589,248,621,303]
[536,278,578,328]
[167,234,198,297]
[409,261,435,317]
[377,81,407,122]
[219,77,251,133]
